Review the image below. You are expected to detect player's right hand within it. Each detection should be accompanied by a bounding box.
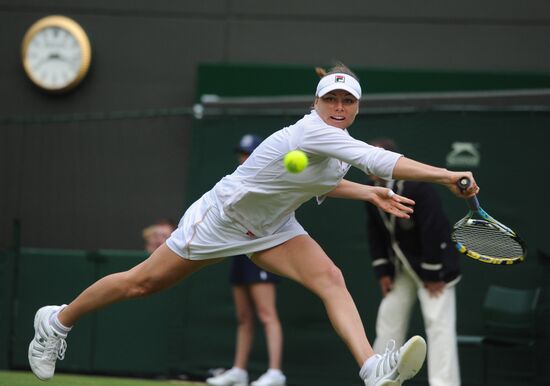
[446,171,479,198]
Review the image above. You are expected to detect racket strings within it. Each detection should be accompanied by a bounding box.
[453,222,524,258]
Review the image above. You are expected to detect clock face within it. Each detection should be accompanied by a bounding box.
[22,16,91,92]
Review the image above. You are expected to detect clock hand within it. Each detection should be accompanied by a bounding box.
[32,55,51,71]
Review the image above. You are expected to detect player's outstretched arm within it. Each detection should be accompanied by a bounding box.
[327,179,414,219]
[392,157,479,197]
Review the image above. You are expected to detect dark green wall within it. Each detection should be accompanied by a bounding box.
[197,63,550,97]
[0,251,14,370]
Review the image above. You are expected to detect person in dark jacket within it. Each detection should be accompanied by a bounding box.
[365,138,461,386]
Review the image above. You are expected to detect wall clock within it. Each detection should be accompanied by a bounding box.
[21,15,92,92]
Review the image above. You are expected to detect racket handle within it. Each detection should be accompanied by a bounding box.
[456,177,480,210]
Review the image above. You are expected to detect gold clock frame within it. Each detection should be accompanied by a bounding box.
[21,15,92,92]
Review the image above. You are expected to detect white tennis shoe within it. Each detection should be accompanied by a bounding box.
[363,335,427,386]
[251,369,286,386]
[28,305,68,380]
[206,367,249,386]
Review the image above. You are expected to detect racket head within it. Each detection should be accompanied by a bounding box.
[451,215,526,265]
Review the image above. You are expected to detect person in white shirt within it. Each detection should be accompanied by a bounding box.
[28,63,479,386]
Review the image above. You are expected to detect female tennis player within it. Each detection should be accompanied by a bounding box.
[28,63,478,386]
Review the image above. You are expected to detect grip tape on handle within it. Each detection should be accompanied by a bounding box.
[457,177,480,211]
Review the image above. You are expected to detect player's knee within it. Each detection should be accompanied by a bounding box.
[121,271,159,298]
[326,265,346,286]
[313,265,346,293]
[126,281,152,298]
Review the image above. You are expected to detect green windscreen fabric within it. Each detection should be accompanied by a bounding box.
[0,250,15,369]
[197,63,550,97]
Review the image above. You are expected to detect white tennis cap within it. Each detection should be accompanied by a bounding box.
[316,73,362,100]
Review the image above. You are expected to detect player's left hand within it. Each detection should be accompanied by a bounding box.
[369,186,415,219]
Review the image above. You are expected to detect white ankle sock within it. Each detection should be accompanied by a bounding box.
[359,354,381,380]
[49,305,72,336]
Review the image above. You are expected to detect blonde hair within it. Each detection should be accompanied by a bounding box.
[142,219,176,240]
[142,225,156,240]
[315,62,359,81]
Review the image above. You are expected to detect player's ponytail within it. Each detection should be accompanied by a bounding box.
[315,67,327,78]
[315,61,359,82]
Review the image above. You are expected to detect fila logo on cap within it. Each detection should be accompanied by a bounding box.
[315,72,362,99]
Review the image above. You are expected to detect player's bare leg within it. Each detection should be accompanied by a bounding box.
[252,235,426,385]
[59,244,219,326]
[252,235,373,366]
[29,244,220,380]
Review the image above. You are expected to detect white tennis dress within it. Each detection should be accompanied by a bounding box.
[166,110,401,260]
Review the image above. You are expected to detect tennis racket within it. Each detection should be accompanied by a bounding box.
[451,177,526,265]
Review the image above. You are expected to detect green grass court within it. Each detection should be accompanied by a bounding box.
[0,371,204,386]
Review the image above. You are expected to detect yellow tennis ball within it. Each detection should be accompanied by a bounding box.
[284,150,308,173]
